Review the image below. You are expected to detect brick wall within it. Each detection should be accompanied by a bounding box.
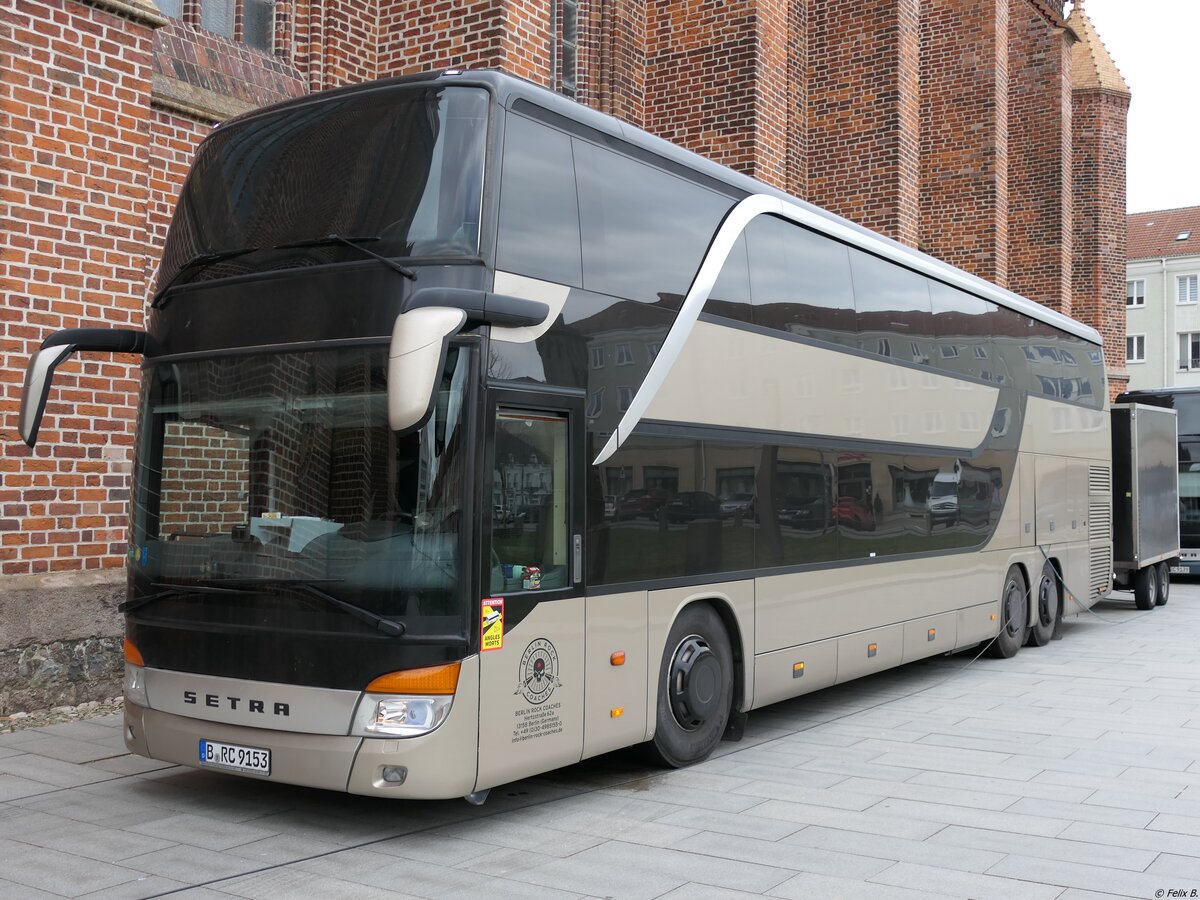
[1006,0,1072,314]
[919,0,1008,284]
[806,0,922,246]
[1073,88,1130,398]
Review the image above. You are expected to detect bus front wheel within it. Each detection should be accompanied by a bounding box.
[647,604,733,768]
[987,565,1028,658]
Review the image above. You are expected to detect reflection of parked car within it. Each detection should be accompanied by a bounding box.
[776,495,828,529]
[603,495,616,518]
[666,491,720,522]
[834,496,875,531]
[615,488,670,520]
[719,493,754,518]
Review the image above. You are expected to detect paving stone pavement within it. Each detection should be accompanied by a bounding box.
[2,583,1199,899]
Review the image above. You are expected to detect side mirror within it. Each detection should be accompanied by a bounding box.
[19,328,149,447]
[388,288,550,433]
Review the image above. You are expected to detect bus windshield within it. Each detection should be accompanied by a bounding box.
[130,345,472,639]
[157,85,489,292]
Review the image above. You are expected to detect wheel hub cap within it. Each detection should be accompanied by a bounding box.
[669,635,720,730]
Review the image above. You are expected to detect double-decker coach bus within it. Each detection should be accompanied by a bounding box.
[19,70,1112,802]
[1116,386,1200,575]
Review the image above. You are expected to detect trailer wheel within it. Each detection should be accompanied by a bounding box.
[1027,561,1059,647]
[987,565,1028,658]
[1156,563,1170,606]
[1134,565,1159,610]
[647,604,733,768]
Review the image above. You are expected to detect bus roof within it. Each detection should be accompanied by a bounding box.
[217,68,1102,347]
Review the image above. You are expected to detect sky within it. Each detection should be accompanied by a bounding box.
[1071,0,1200,213]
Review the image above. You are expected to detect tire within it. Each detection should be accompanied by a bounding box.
[1156,562,1170,606]
[987,565,1028,659]
[647,604,734,768]
[1134,565,1158,611]
[1026,560,1059,647]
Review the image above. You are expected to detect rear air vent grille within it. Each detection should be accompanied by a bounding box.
[1089,466,1111,495]
[1088,502,1111,542]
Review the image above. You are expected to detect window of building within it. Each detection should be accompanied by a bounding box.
[615,343,634,365]
[1179,274,1199,305]
[556,0,579,98]
[1126,335,1145,364]
[1180,333,1200,370]
[154,0,274,51]
[1126,279,1145,307]
[618,386,634,411]
[586,388,604,418]
[589,346,604,369]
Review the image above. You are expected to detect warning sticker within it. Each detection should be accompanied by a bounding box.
[481,598,504,651]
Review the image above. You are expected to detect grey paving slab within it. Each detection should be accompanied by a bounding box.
[986,854,1169,897]
[783,824,1007,873]
[927,823,1159,871]
[750,798,948,840]
[0,752,116,789]
[869,860,1063,900]
[0,836,144,897]
[868,797,1073,837]
[15,735,125,764]
[653,807,802,841]
[0,881,63,900]
[217,867,419,900]
[119,843,262,885]
[675,829,891,878]
[1005,796,1156,828]
[768,872,956,900]
[13,818,179,862]
[77,875,194,899]
[126,812,281,851]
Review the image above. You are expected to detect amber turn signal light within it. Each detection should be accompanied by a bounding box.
[366,662,461,695]
[123,637,145,667]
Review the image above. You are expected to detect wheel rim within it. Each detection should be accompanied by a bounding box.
[1003,577,1024,638]
[668,634,722,731]
[1037,574,1057,628]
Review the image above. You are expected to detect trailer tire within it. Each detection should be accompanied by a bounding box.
[647,604,733,768]
[1134,565,1158,611]
[1027,561,1059,647]
[987,565,1028,658]
[1156,562,1170,606]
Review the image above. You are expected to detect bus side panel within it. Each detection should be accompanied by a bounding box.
[474,596,584,792]
[582,590,650,759]
[752,638,837,709]
[755,556,995,655]
[1035,456,1068,545]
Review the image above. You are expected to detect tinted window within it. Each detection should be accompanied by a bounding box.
[497,115,582,286]
[928,281,997,378]
[748,217,856,344]
[706,234,753,323]
[574,140,733,303]
[849,250,933,359]
[755,447,835,568]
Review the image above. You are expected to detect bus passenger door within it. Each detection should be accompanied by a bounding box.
[474,391,585,792]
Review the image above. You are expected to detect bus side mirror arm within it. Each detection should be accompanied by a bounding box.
[19,328,151,447]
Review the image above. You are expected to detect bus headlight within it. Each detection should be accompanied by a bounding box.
[353,695,453,737]
[123,664,148,708]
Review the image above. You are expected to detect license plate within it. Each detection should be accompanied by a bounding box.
[199,739,271,775]
[1170,566,1188,575]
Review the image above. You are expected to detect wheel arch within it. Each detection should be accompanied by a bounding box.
[661,594,750,716]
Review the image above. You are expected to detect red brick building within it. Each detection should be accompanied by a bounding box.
[0,0,1129,710]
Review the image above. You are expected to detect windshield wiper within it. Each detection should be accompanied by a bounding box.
[151,246,262,308]
[200,577,407,637]
[119,582,255,614]
[274,234,417,281]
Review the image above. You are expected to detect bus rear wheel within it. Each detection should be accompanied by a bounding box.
[1026,561,1059,647]
[1134,565,1159,610]
[647,604,733,768]
[1156,562,1170,606]
[987,565,1028,658]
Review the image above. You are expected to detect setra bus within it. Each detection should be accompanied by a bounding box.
[19,69,1113,802]
[1116,386,1200,576]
